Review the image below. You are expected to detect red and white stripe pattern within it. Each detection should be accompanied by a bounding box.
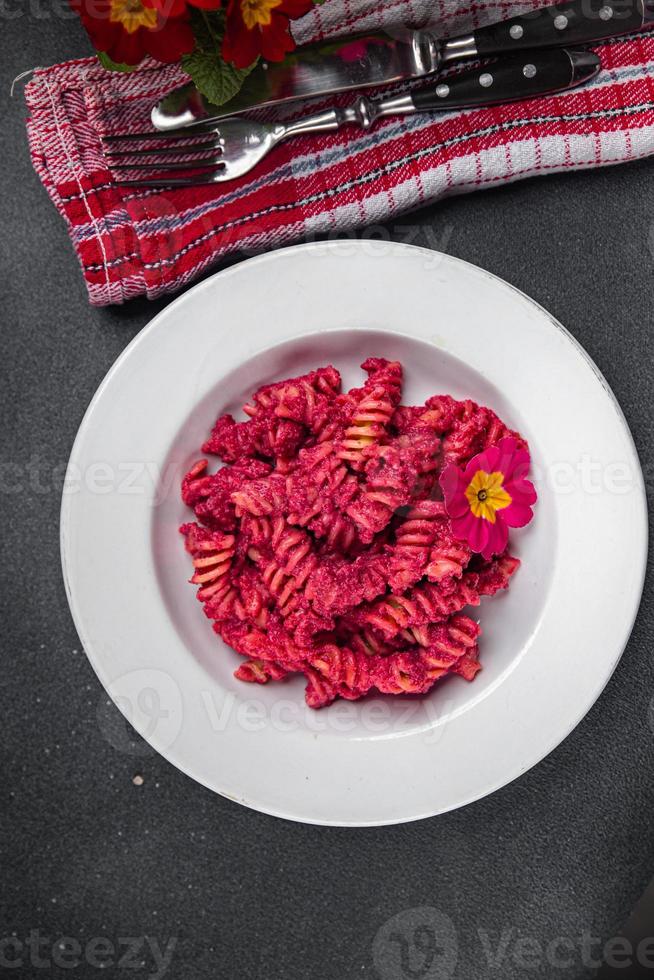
[25,0,654,306]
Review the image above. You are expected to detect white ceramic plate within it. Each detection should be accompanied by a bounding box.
[61,241,647,826]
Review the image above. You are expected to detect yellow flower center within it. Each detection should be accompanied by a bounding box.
[465,470,511,524]
[240,0,282,30]
[109,0,157,34]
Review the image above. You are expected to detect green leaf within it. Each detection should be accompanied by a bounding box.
[97,51,141,73]
[182,47,256,107]
[182,9,257,108]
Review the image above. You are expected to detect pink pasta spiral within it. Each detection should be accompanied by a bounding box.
[234,658,288,685]
[181,523,236,615]
[232,472,287,518]
[389,500,448,592]
[250,518,317,616]
[337,358,403,470]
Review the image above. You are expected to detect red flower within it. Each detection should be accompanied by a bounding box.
[222,0,313,69]
[71,0,195,65]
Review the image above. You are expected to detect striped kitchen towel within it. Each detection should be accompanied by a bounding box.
[24,0,654,306]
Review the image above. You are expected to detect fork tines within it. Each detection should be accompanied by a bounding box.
[107,139,221,160]
[102,125,217,144]
[103,128,225,183]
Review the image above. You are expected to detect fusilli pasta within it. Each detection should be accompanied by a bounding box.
[180,358,530,708]
[337,358,403,470]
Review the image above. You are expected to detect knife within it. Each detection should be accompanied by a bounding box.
[152,0,654,130]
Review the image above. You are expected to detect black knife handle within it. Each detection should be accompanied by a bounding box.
[411,48,600,113]
[471,0,651,57]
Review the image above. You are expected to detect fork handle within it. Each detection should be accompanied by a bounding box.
[276,109,349,139]
[279,47,600,143]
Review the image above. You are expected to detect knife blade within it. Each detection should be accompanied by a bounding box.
[152,0,654,131]
[151,30,442,130]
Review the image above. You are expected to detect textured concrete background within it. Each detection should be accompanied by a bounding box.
[2,10,654,980]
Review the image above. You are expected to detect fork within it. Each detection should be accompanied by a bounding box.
[106,49,599,189]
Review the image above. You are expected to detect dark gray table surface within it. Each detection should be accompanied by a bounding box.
[2,12,654,980]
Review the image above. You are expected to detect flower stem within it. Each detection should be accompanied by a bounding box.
[200,9,221,54]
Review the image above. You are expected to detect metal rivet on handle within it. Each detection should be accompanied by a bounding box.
[599,4,614,19]
[436,84,450,98]
[554,13,568,29]
[479,73,494,88]
[523,63,537,78]
[510,24,524,39]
